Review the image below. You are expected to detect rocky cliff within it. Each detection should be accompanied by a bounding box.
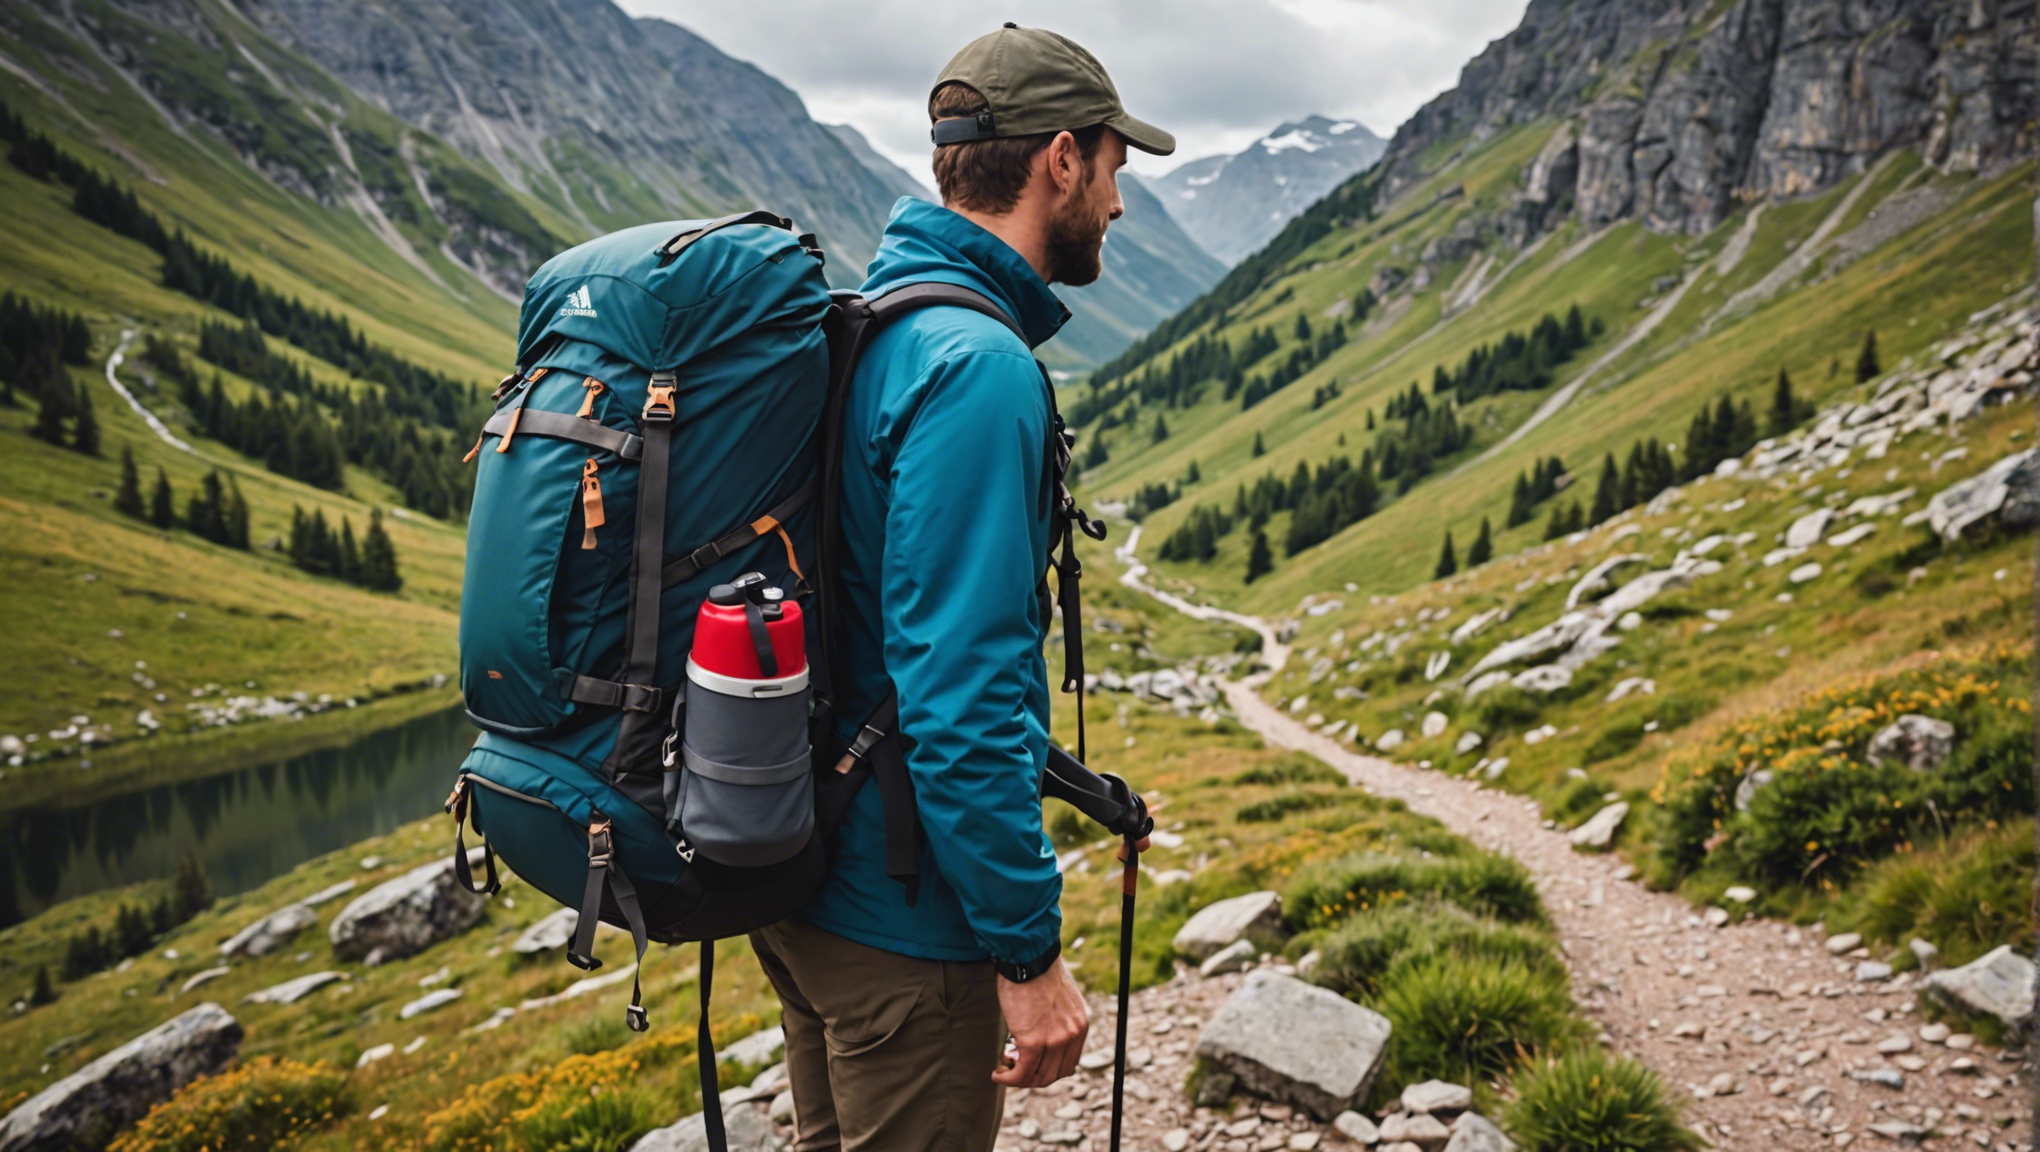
[1378,0,2036,237]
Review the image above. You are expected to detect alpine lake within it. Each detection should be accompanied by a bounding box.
[0,702,475,928]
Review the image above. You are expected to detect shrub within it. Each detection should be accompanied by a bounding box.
[424,1038,698,1152]
[1231,755,1345,787]
[1507,1047,1702,1152]
[1313,900,1564,999]
[110,1057,351,1152]
[1237,789,1340,823]
[1376,956,1578,1096]
[1582,717,1646,764]
[1284,851,1543,932]
[1470,685,1544,733]
[1834,823,2032,968]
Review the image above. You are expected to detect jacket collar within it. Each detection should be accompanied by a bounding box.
[860,198,1071,350]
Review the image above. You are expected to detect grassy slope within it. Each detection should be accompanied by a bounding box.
[0,9,577,749]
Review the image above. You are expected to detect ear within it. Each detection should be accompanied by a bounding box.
[1042,130,1082,197]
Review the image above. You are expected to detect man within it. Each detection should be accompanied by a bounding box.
[746,23,1173,1152]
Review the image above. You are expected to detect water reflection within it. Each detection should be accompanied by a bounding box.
[0,707,475,928]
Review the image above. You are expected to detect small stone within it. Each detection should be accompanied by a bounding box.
[356,1043,395,1068]
[1568,802,1628,851]
[1788,562,1823,584]
[1825,933,1864,955]
[1858,962,1894,983]
[1944,1033,1975,1050]
[1164,1130,1191,1151]
[1723,886,1757,903]
[1670,1021,1705,1039]
[1918,1023,1951,1044]
[1705,1073,1739,1097]
[1866,1121,1927,1142]
[1704,907,1731,927]
[1852,1068,1906,1089]
[1401,1080,1472,1115]
[1201,940,1260,978]
[398,988,462,1020]
[1892,1055,1927,1072]
[1332,1112,1379,1144]
[1289,1135,1321,1151]
[1908,939,1940,970]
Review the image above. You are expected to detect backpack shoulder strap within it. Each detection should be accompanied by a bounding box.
[863,282,1024,342]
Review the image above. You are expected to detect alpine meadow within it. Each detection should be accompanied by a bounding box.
[0,1,2033,1152]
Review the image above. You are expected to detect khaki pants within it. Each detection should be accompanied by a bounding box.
[748,919,1006,1152]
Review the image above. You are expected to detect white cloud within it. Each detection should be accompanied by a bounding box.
[614,1,1527,181]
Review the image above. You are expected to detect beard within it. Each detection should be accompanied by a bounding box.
[1043,175,1108,287]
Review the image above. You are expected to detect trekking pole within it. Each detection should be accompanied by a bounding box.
[1109,830,1140,1152]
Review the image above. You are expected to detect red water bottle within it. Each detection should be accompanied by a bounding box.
[688,571,807,688]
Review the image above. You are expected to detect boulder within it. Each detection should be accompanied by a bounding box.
[1444,1113,1517,1152]
[512,908,580,955]
[631,1103,783,1152]
[1920,946,2036,1027]
[1376,729,1406,751]
[1174,892,1284,962]
[1454,732,1483,756]
[1926,448,2040,541]
[1200,940,1258,978]
[1464,672,1512,699]
[244,971,349,1005]
[0,1003,242,1152]
[1733,768,1774,812]
[1565,554,1646,609]
[1865,715,1956,771]
[717,1025,786,1068]
[1785,509,1834,549]
[400,988,463,1019]
[1511,666,1572,695]
[302,879,358,907]
[1568,802,1628,851]
[219,903,317,958]
[1196,970,1391,1119]
[1827,523,1878,548]
[1421,712,1449,739]
[329,857,488,964]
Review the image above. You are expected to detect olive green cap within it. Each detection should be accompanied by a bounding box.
[931,22,1176,156]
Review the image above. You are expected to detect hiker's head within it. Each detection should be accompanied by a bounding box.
[928,24,1173,286]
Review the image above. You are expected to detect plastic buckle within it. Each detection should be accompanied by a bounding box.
[588,818,614,866]
[642,379,677,424]
[617,683,664,714]
[660,729,680,770]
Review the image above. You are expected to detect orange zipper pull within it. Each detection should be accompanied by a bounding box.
[495,405,523,453]
[580,457,605,549]
[461,427,486,464]
[576,377,606,419]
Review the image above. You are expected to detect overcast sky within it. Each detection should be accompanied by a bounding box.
[614,1,1529,181]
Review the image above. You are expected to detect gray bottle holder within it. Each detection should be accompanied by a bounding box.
[667,663,814,867]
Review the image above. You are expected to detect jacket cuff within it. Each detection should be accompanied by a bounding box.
[992,938,1062,983]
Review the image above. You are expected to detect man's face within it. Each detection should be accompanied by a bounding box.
[1043,130,1127,287]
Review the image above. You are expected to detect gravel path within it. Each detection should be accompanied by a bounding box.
[1097,549,2034,1151]
[101,328,196,454]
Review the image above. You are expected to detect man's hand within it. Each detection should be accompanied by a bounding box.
[991,956,1089,1087]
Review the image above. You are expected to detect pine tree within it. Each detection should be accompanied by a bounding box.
[69,382,99,456]
[339,518,361,582]
[1293,315,1312,343]
[1185,460,1201,484]
[1365,409,1375,431]
[1244,529,1273,584]
[28,964,55,1007]
[1769,367,1798,437]
[1506,471,1534,528]
[1542,501,1567,542]
[172,851,211,920]
[1563,499,1585,534]
[1855,330,1879,382]
[361,508,402,591]
[29,370,68,446]
[1251,431,1265,458]
[1588,453,1620,525]
[1434,530,1458,580]
[1467,516,1493,566]
[114,445,145,518]
[1151,413,1170,444]
[149,467,175,529]
[223,475,250,549]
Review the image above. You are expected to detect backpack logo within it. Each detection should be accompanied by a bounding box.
[558,285,597,318]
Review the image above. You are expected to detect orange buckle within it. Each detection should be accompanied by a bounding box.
[643,381,677,424]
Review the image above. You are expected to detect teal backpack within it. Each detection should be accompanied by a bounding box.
[445,212,1148,1150]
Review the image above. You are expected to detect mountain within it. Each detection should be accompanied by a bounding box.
[1151,116,1387,264]
[823,123,936,202]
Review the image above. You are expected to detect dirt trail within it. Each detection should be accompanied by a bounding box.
[102,329,197,455]
[1110,553,2032,1151]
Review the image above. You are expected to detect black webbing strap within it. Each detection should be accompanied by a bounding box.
[609,864,651,1033]
[697,941,726,1152]
[839,688,920,907]
[567,814,614,972]
[660,481,817,588]
[931,110,997,146]
[445,778,500,896]
[481,407,644,461]
[743,602,779,678]
[568,675,664,713]
[655,211,792,266]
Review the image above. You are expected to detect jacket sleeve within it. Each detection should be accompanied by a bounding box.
[878,348,1061,967]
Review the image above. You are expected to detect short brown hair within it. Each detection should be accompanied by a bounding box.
[929,82,1105,214]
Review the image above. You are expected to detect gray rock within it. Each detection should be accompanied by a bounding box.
[1733,768,1774,812]
[1785,509,1834,549]
[244,971,349,1005]
[1195,970,1392,1119]
[1444,1113,1517,1152]
[1174,891,1284,962]
[1376,729,1407,751]
[329,857,488,964]
[400,988,463,1019]
[1857,962,1894,983]
[301,879,358,907]
[767,1090,792,1124]
[1920,945,2036,1026]
[631,1103,782,1152]
[1827,523,1878,548]
[1511,666,1572,695]
[1402,1080,1473,1115]
[512,908,580,955]
[219,902,317,958]
[1421,712,1449,739]
[0,1004,242,1152]
[1568,802,1628,850]
[1825,933,1864,955]
[179,966,231,994]
[1453,732,1483,756]
[1565,554,1647,610]
[1200,939,1259,978]
[1909,938,1940,970]
[1390,1113,1450,1148]
[1865,715,1956,771]
[1850,1068,1905,1089]
[718,1025,786,1067]
[1787,562,1822,584]
[1926,448,2039,541]
[1332,1111,1380,1144]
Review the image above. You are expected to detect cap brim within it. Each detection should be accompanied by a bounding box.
[1107,111,1175,156]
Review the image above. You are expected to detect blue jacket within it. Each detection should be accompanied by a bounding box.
[800,197,1072,967]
